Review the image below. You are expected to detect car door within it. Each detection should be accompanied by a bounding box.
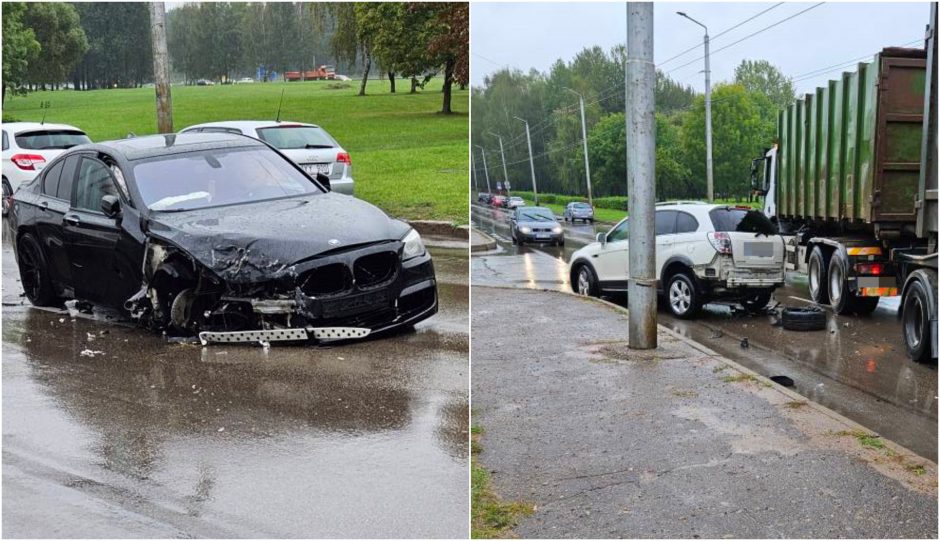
[64,156,123,305]
[36,156,81,294]
[593,218,630,289]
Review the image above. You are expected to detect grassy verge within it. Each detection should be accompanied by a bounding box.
[516,194,762,225]
[471,425,534,538]
[3,78,468,223]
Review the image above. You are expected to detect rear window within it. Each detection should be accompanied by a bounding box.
[709,208,777,235]
[15,130,90,150]
[256,126,336,150]
[572,202,591,208]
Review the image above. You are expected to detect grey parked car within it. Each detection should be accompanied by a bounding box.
[510,206,564,246]
[564,201,595,223]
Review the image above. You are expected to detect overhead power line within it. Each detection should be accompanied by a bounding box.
[658,3,785,67]
[667,3,825,75]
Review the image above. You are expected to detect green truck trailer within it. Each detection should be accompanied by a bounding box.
[751,5,937,362]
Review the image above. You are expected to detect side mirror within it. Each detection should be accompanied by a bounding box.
[101,194,120,217]
[316,172,331,192]
[596,232,607,246]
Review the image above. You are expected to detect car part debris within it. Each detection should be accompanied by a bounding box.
[199,326,371,345]
[781,306,827,331]
[770,375,795,387]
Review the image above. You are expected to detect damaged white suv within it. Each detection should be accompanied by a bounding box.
[568,202,785,318]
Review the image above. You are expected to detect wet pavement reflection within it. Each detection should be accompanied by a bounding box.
[472,203,937,461]
[2,224,469,538]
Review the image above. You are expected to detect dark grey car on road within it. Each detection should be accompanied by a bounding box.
[510,206,564,246]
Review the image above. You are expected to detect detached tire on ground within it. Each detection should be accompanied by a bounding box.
[781,306,827,331]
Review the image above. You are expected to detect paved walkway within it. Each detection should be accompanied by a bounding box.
[472,286,937,538]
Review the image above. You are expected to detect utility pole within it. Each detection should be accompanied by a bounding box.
[475,145,491,193]
[513,116,538,205]
[626,2,657,350]
[149,2,173,133]
[677,11,713,201]
[486,131,511,196]
[564,87,593,206]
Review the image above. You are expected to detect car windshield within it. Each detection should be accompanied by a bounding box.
[520,208,554,221]
[133,147,323,211]
[15,130,90,150]
[709,208,777,235]
[256,126,336,150]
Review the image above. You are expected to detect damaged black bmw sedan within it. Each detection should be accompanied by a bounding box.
[10,132,437,344]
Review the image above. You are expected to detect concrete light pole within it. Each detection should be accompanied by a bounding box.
[626,2,657,350]
[677,11,713,202]
[149,2,173,133]
[475,145,491,193]
[563,87,593,207]
[513,116,539,205]
[486,131,511,195]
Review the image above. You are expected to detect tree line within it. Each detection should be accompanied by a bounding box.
[471,46,796,200]
[2,2,468,113]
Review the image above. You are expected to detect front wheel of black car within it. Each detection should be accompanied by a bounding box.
[17,234,60,307]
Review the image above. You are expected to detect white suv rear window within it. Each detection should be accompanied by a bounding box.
[709,208,777,235]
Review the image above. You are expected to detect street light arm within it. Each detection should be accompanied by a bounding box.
[562,86,583,98]
[677,11,708,33]
[512,116,527,125]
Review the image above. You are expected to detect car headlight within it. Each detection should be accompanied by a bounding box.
[401,228,426,261]
[520,226,532,234]
[552,226,563,234]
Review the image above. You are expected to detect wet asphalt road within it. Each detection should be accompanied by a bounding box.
[472,203,938,462]
[2,226,469,538]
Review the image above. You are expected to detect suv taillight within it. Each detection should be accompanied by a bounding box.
[11,153,46,171]
[707,231,733,255]
[336,152,351,165]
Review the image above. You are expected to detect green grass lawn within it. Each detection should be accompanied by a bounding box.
[517,195,762,225]
[3,79,468,223]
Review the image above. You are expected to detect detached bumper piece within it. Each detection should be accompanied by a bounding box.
[199,326,371,345]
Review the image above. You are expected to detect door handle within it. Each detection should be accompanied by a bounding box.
[64,215,81,226]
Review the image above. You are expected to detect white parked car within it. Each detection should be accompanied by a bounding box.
[506,196,525,209]
[235,77,255,84]
[180,120,354,195]
[1,122,91,214]
[568,203,786,318]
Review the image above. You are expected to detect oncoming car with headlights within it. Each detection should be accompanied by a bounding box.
[9,132,437,344]
[510,206,565,246]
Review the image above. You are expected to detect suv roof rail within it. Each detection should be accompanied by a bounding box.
[655,200,708,206]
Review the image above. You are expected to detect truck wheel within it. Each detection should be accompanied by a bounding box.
[827,252,854,315]
[808,246,830,304]
[902,270,936,362]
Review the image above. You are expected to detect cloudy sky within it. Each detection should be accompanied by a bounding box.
[471,2,931,95]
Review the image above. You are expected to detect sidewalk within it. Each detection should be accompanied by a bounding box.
[472,286,937,538]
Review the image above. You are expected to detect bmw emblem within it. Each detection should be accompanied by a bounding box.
[328,239,341,246]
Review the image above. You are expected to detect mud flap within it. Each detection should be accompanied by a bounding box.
[198,326,371,345]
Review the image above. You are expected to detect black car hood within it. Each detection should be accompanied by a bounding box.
[146,193,410,283]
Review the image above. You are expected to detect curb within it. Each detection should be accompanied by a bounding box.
[408,220,468,241]
[470,228,497,252]
[472,283,937,467]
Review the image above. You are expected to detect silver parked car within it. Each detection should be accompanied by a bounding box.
[180,120,354,195]
[510,206,564,246]
[564,201,595,223]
